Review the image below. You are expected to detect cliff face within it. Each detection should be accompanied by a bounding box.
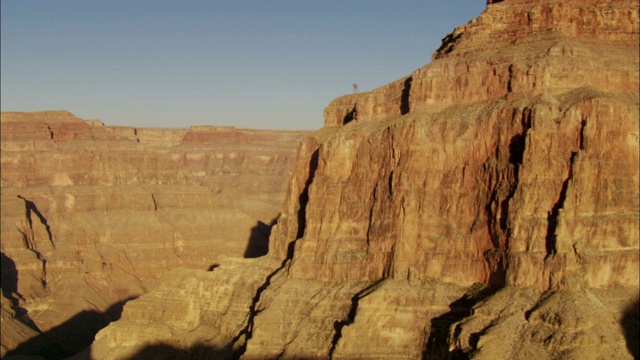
[286,0,639,290]
[59,0,640,359]
[0,111,307,357]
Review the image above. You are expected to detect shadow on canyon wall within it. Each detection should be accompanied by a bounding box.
[122,342,323,360]
[423,285,501,360]
[123,343,232,360]
[243,216,279,258]
[4,297,136,360]
[621,298,639,360]
[1,251,41,331]
[1,252,20,299]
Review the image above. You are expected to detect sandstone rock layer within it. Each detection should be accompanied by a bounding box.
[0,111,307,357]
[19,0,640,359]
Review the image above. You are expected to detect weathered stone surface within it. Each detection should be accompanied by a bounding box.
[325,0,639,127]
[0,111,307,356]
[91,257,281,359]
[15,0,640,359]
[450,287,639,360]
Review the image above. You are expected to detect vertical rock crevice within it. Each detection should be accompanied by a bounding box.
[230,258,291,358]
[16,195,55,287]
[232,147,321,358]
[45,123,54,140]
[17,195,55,249]
[545,151,578,259]
[295,149,320,242]
[484,108,532,286]
[328,279,386,359]
[151,194,158,211]
[578,119,587,150]
[400,77,413,115]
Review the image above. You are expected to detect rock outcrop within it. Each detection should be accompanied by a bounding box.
[14,0,640,358]
[0,111,307,357]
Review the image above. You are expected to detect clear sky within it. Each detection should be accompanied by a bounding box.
[1,1,486,130]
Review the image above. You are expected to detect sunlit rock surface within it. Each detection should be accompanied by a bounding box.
[6,0,640,359]
[0,111,307,357]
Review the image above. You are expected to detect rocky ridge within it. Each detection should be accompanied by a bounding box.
[5,0,639,358]
[92,0,638,359]
[0,111,307,357]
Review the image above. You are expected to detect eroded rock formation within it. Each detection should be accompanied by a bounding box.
[0,111,307,357]
[7,0,640,358]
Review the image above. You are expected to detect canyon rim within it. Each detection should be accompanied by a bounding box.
[1,0,639,359]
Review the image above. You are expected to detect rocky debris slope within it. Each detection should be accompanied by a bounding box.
[87,0,640,358]
[0,111,307,357]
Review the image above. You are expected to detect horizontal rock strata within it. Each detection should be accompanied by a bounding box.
[0,111,307,357]
[41,0,640,359]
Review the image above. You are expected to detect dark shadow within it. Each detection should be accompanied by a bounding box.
[17,195,55,248]
[423,285,500,360]
[342,106,357,125]
[230,149,321,358]
[124,343,232,360]
[329,279,386,358]
[1,252,20,307]
[400,77,412,115]
[124,342,326,360]
[5,297,137,359]
[621,299,639,360]
[207,263,220,271]
[243,216,279,258]
[579,119,587,150]
[483,248,506,287]
[295,149,320,243]
[545,151,577,259]
[434,31,463,59]
[1,252,41,332]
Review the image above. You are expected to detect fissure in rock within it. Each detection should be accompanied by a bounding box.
[230,258,291,359]
[484,109,532,285]
[151,194,158,211]
[17,195,55,248]
[383,244,396,278]
[501,109,532,234]
[45,123,54,140]
[423,285,500,360]
[16,225,48,287]
[295,148,320,241]
[329,279,386,359]
[343,106,357,125]
[400,76,412,115]
[578,119,587,150]
[507,64,515,93]
[545,151,578,258]
[232,148,320,358]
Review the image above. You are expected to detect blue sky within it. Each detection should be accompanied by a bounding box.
[1,1,486,130]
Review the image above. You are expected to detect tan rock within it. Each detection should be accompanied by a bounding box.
[0,111,307,355]
[91,257,281,359]
[13,0,640,359]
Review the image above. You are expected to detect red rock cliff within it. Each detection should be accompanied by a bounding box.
[294,0,639,290]
[91,0,639,359]
[0,111,307,356]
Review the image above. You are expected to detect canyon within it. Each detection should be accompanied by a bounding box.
[2,0,639,359]
[0,112,307,357]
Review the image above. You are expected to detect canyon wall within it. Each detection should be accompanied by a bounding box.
[0,111,307,357]
[7,0,640,359]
